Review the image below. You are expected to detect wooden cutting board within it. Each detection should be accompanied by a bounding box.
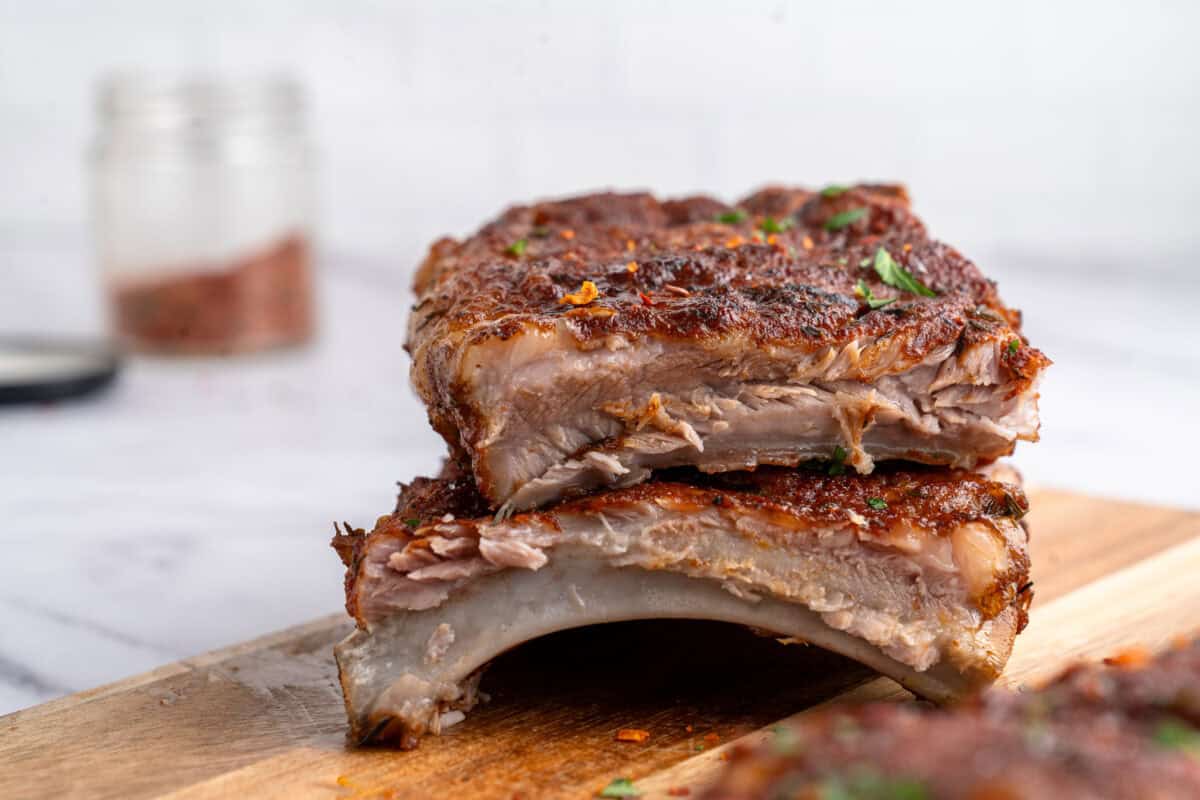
[2,489,1198,800]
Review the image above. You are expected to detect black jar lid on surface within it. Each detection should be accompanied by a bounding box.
[0,338,121,405]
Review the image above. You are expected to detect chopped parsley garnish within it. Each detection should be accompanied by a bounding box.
[818,771,929,800]
[770,724,799,755]
[598,777,642,798]
[1152,719,1200,754]
[872,248,936,297]
[855,279,896,310]
[837,257,848,266]
[1008,338,1021,355]
[505,238,528,257]
[821,184,850,198]
[829,446,847,476]
[759,216,794,234]
[404,518,421,528]
[715,209,748,224]
[867,497,888,510]
[824,207,867,231]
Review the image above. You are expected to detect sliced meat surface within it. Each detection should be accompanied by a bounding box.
[701,640,1200,800]
[332,461,1031,747]
[408,185,1051,511]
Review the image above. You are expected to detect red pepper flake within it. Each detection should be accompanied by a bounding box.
[703,732,721,747]
[638,291,655,306]
[560,229,576,240]
[801,235,814,250]
[1105,645,1152,669]
[626,261,639,274]
[626,239,636,252]
[766,234,778,246]
[724,235,744,248]
[560,280,600,305]
[615,728,651,743]
[667,788,691,797]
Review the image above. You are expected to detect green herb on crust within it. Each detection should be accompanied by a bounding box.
[829,446,848,476]
[824,207,867,231]
[598,777,642,798]
[873,248,935,297]
[855,280,897,310]
[759,216,794,234]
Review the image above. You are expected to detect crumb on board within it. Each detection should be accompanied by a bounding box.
[615,728,651,743]
[1104,645,1151,669]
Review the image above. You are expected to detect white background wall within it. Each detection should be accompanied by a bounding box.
[3,0,1199,266]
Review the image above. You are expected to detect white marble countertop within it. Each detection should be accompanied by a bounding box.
[2,241,1197,716]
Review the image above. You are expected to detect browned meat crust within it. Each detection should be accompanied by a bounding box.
[333,461,1031,635]
[407,185,1051,508]
[702,641,1200,800]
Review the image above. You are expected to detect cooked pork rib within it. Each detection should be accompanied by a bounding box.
[332,462,1031,747]
[702,640,1200,800]
[408,185,1051,512]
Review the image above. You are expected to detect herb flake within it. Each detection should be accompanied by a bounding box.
[1152,719,1200,754]
[867,497,888,510]
[820,184,850,198]
[872,248,936,297]
[770,724,799,755]
[404,518,421,528]
[824,207,867,231]
[818,772,930,800]
[599,777,642,798]
[715,209,747,224]
[1008,338,1021,355]
[505,238,528,257]
[855,280,896,310]
[759,216,794,234]
[829,446,847,476]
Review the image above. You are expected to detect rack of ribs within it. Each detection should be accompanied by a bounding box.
[701,639,1200,799]
[407,185,1051,513]
[331,461,1031,747]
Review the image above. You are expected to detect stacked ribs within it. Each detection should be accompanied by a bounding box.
[332,184,1051,747]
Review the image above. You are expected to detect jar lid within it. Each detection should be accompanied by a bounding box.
[98,73,304,127]
[0,338,121,405]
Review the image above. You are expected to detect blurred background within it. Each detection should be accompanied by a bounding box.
[2,1,1197,714]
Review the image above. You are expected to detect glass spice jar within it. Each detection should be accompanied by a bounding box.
[91,74,316,355]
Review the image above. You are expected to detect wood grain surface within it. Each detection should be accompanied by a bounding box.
[1,489,1197,800]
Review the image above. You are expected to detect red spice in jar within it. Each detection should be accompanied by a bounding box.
[110,235,314,355]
